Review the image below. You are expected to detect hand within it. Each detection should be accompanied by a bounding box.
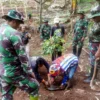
[47,74,55,85]
[81,37,85,42]
[42,79,49,86]
[59,84,66,90]
[95,51,100,60]
[34,79,40,86]
[30,72,36,78]
[27,33,31,39]
[28,73,40,86]
[44,81,50,87]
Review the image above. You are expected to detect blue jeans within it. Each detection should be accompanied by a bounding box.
[62,64,78,85]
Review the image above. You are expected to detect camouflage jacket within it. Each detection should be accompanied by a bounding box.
[0,23,32,77]
[89,22,100,42]
[40,24,51,40]
[74,19,88,41]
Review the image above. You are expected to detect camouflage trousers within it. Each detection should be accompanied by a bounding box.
[89,42,100,67]
[72,40,83,57]
[0,75,39,100]
[40,33,50,40]
[72,40,83,48]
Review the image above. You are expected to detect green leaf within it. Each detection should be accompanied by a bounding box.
[42,36,65,55]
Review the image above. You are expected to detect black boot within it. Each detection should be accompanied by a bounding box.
[52,51,57,61]
[73,46,77,55]
[84,67,94,83]
[77,47,82,58]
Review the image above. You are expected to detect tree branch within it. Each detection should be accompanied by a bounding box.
[42,0,47,4]
[34,0,40,4]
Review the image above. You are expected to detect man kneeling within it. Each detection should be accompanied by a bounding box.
[47,54,78,90]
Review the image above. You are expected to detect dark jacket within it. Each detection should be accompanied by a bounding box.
[51,25,65,37]
[30,57,50,82]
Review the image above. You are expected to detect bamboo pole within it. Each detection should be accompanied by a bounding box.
[82,48,89,55]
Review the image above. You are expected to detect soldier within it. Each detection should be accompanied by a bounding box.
[40,19,51,40]
[73,11,88,58]
[0,10,39,100]
[84,6,100,83]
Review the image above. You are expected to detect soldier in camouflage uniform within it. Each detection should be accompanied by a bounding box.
[40,19,51,40]
[73,11,88,57]
[84,6,100,83]
[0,10,39,100]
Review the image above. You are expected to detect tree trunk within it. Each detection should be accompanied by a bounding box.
[71,0,77,15]
[39,0,43,25]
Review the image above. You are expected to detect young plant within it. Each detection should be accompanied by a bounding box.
[42,36,65,55]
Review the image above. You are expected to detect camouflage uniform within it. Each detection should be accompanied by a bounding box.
[73,18,88,57]
[40,24,51,40]
[84,5,100,83]
[0,23,39,100]
[84,22,100,83]
[89,22,100,67]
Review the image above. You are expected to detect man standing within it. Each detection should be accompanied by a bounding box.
[51,17,65,61]
[0,10,39,100]
[73,11,88,58]
[40,19,51,40]
[84,6,100,83]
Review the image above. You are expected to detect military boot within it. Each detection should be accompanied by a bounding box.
[84,67,94,83]
[73,46,77,55]
[77,47,82,58]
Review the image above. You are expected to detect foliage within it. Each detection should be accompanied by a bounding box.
[42,36,65,55]
[77,0,95,3]
[77,0,96,13]
[88,20,94,31]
